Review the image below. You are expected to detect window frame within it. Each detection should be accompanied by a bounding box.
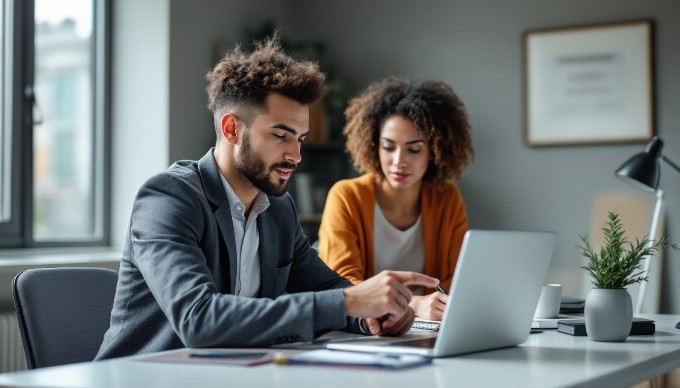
[0,0,111,248]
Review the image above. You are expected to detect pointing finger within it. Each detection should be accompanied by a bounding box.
[386,271,439,288]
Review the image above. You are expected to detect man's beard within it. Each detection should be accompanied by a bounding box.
[236,131,296,197]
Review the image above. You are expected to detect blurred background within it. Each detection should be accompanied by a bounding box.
[136,0,680,310]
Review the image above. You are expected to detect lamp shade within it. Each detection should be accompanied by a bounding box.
[615,137,663,192]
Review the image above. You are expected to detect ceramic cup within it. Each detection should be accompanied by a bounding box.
[534,283,563,319]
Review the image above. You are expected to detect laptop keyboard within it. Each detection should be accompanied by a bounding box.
[388,337,437,348]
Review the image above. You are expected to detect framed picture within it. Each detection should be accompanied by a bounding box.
[524,20,654,146]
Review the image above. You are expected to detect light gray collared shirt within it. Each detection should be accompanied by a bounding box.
[219,175,270,297]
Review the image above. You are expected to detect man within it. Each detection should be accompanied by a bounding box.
[96,37,437,360]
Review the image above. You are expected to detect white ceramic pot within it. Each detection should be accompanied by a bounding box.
[584,288,633,342]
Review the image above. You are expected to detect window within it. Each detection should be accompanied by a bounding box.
[0,0,9,224]
[0,0,109,247]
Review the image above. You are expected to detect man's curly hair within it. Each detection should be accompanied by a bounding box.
[206,36,326,136]
[343,77,474,186]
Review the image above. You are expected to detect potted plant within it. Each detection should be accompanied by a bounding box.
[578,211,678,342]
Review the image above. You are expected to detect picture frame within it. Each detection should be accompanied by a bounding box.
[524,20,654,146]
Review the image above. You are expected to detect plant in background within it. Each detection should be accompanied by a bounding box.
[578,211,678,289]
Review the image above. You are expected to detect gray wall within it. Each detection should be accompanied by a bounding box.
[111,0,170,251]
[168,0,292,162]
[130,0,680,311]
[285,0,680,310]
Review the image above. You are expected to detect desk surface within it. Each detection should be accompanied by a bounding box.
[1,314,680,388]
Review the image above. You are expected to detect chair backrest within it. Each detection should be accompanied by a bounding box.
[12,267,118,369]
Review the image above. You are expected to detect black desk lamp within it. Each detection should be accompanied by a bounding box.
[615,137,680,315]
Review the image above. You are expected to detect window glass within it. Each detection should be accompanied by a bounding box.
[33,0,96,240]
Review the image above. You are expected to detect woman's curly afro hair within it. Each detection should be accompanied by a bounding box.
[343,77,474,186]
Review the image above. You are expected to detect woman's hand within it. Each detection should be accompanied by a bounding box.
[410,291,449,320]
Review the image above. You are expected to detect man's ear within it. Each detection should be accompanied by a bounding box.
[220,113,239,144]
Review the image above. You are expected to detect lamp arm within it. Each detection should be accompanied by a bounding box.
[635,189,664,315]
[662,155,680,175]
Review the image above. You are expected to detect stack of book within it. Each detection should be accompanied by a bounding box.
[557,318,655,336]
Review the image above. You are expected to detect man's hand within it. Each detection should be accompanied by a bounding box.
[343,271,438,335]
[363,306,416,336]
[410,292,449,321]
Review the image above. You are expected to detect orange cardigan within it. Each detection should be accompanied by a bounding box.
[318,173,468,290]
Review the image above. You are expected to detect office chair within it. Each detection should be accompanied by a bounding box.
[12,267,118,369]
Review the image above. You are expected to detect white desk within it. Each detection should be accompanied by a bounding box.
[1,314,680,388]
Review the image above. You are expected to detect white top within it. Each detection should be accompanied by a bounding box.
[220,174,270,297]
[2,314,680,387]
[373,204,424,274]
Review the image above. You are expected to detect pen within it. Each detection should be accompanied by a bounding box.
[190,351,267,359]
[273,352,294,365]
[436,284,448,295]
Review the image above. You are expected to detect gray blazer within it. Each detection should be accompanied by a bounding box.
[96,149,362,360]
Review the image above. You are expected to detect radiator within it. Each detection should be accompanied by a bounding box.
[0,311,27,373]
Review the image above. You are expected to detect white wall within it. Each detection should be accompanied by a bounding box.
[111,0,170,249]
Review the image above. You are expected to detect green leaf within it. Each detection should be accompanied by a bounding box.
[576,211,680,289]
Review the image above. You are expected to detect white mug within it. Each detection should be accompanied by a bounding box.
[534,284,562,319]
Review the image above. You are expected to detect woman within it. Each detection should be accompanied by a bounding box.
[318,77,474,320]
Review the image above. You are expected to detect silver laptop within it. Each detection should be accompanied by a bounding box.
[327,229,557,357]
